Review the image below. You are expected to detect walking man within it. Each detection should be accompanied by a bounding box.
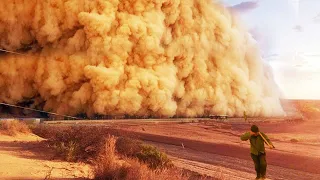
[240,125,274,180]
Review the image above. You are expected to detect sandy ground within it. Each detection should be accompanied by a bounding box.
[95,119,320,180]
[2,118,320,180]
[0,133,92,180]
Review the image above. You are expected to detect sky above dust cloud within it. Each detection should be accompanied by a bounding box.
[224,0,320,99]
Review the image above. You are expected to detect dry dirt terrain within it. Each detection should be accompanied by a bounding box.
[1,117,320,180]
[45,117,320,180]
[110,119,320,180]
[0,133,92,180]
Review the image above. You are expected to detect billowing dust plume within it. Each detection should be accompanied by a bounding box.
[0,0,284,117]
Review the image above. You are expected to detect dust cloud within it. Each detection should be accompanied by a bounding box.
[0,0,284,117]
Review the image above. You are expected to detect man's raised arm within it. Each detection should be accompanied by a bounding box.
[240,132,251,141]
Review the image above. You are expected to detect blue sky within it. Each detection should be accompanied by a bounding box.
[223,0,320,99]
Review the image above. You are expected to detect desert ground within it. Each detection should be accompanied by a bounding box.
[1,117,319,180]
[1,100,320,179]
[0,133,93,180]
[45,118,320,180]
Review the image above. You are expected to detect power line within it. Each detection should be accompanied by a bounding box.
[0,102,79,119]
[0,49,25,55]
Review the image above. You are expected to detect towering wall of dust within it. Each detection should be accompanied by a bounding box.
[0,0,284,117]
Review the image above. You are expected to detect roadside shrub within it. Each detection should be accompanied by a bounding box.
[94,136,187,180]
[116,137,172,169]
[33,126,108,162]
[32,126,191,179]
[52,141,80,162]
[31,125,209,179]
[137,144,173,170]
[116,137,143,156]
[31,124,63,139]
[94,135,126,180]
[0,120,30,135]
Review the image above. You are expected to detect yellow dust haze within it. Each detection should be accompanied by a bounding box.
[0,0,284,117]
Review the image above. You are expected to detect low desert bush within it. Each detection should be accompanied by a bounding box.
[31,124,62,139]
[32,126,199,180]
[52,141,80,162]
[33,126,108,162]
[136,144,173,170]
[0,120,30,135]
[94,135,126,180]
[116,137,172,169]
[36,127,173,169]
[116,137,143,156]
[94,136,187,180]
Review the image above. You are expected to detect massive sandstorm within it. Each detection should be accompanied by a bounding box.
[0,0,284,117]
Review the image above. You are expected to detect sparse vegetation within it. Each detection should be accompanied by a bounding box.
[94,135,188,180]
[0,120,30,135]
[94,135,126,180]
[32,126,107,162]
[31,125,192,180]
[52,141,80,162]
[32,126,173,169]
[116,137,143,156]
[136,144,173,170]
[116,137,173,169]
